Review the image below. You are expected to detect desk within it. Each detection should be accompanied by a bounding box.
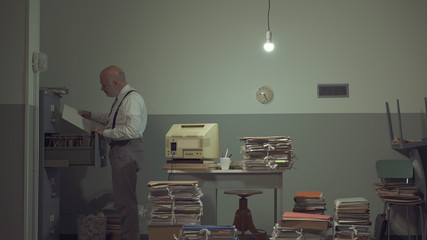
[168,169,284,225]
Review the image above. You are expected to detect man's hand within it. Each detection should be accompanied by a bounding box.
[78,110,92,119]
[91,126,105,135]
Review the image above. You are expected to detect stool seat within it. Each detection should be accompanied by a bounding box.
[224,190,263,198]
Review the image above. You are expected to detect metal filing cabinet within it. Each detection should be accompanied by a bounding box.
[38,89,106,240]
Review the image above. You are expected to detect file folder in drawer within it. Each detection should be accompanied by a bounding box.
[44,133,106,167]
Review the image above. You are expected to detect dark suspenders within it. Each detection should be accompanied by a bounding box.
[112,90,136,129]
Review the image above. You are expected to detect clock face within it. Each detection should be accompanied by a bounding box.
[256,86,273,104]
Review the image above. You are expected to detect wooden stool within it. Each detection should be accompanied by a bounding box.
[224,190,267,240]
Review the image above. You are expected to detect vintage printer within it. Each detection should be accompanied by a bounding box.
[165,123,219,161]
[39,89,106,168]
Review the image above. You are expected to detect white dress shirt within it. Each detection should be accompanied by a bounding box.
[91,84,147,140]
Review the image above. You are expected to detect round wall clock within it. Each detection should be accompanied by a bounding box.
[256,86,273,104]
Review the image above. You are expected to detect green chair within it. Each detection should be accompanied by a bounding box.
[375,159,424,240]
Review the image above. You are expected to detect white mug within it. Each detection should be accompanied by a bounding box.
[220,157,231,170]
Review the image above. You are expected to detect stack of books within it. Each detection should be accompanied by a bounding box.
[271,223,327,240]
[147,181,203,226]
[333,197,371,240]
[279,212,332,231]
[178,225,238,239]
[239,136,295,170]
[102,204,122,236]
[293,191,326,214]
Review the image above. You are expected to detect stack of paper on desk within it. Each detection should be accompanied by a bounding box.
[333,197,371,240]
[162,160,218,171]
[279,212,332,230]
[239,136,295,170]
[147,181,203,226]
[271,223,327,240]
[293,191,327,214]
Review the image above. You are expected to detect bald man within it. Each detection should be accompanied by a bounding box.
[79,65,147,240]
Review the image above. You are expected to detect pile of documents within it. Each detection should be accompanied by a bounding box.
[271,223,327,240]
[374,182,423,205]
[147,181,203,226]
[162,160,218,171]
[279,212,332,231]
[177,225,238,240]
[293,191,327,214]
[239,136,295,170]
[333,197,371,240]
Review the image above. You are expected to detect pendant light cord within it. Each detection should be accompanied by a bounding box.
[267,0,271,31]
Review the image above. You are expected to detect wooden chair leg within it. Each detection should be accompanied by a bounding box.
[407,206,411,240]
[417,205,424,240]
[387,204,391,240]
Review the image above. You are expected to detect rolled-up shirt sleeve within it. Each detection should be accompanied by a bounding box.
[91,112,109,126]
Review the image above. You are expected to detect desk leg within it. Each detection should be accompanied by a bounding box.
[200,187,217,225]
[274,188,277,224]
[276,186,284,224]
[215,188,218,224]
[279,186,284,223]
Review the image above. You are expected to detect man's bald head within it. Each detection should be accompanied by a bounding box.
[100,65,126,84]
[99,65,127,97]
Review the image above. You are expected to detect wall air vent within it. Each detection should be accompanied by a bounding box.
[317,84,349,98]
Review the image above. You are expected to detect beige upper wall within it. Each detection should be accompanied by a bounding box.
[40,0,427,114]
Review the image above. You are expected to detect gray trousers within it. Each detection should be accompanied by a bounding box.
[109,139,144,240]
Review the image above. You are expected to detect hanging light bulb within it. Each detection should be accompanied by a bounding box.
[263,0,274,52]
[264,30,274,52]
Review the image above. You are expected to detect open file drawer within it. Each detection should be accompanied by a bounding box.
[44,133,107,168]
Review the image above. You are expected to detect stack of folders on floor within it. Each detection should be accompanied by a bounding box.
[333,197,371,240]
[271,224,328,240]
[273,212,332,240]
[178,225,238,240]
[147,181,203,226]
[239,136,295,170]
[293,191,326,214]
[374,182,423,205]
[162,160,219,171]
[279,212,332,230]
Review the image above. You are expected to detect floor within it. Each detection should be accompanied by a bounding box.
[60,233,266,239]
[59,234,149,240]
